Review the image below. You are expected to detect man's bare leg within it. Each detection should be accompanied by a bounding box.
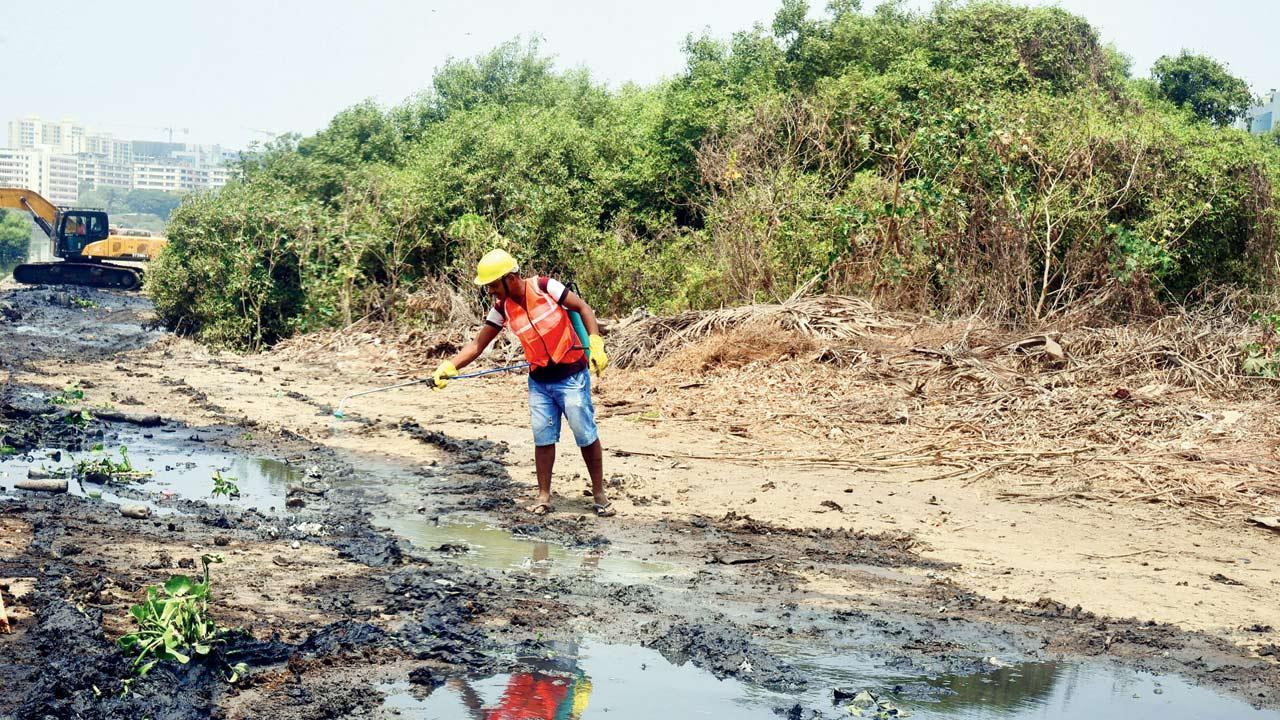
[532,444,556,511]
[580,439,608,506]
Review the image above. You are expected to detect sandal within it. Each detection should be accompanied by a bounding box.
[593,502,617,518]
[526,502,553,516]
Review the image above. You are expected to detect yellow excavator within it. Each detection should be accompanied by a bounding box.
[0,187,167,290]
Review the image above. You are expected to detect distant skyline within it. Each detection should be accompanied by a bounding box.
[1,1,1274,149]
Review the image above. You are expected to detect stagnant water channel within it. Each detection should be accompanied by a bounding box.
[4,425,1276,720]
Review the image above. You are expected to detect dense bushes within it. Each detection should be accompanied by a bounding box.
[0,210,29,260]
[150,1,1280,349]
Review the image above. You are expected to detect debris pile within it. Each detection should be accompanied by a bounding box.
[604,294,1280,525]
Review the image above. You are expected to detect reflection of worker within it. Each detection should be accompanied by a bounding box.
[451,672,592,720]
[529,543,603,579]
[449,641,593,720]
[433,249,615,518]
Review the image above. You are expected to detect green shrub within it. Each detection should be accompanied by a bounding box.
[147,2,1280,348]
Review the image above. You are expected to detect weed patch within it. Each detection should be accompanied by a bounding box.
[72,445,152,484]
[118,554,247,682]
[210,471,241,498]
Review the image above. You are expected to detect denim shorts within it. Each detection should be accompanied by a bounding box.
[528,367,598,448]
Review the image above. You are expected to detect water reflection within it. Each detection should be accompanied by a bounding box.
[0,438,301,509]
[384,640,1280,720]
[377,515,673,583]
[926,662,1062,713]
[451,641,592,720]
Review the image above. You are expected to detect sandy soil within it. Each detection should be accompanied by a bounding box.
[26,313,1279,649]
[4,285,1279,718]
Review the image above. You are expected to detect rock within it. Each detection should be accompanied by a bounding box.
[93,410,164,427]
[290,541,301,550]
[213,535,230,547]
[1248,516,1280,532]
[849,690,879,708]
[773,704,821,720]
[408,665,443,688]
[286,497,305,508]
[120,504,151,519]
[1209,573,1245,586]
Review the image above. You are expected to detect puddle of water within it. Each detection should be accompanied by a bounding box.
[0,433,301,512]
[328,452,679,584]
[377,640,1280,720]
[375,514,679,584]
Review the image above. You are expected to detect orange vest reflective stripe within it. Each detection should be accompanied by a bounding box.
[503,278,585,368]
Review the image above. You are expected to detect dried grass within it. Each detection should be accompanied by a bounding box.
[610,294,915,369]
[657,327,818,373]
[604,293,1280,525]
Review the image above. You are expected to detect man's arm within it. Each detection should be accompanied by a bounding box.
[560,290,600,336]
[446,323,500,372]
[432,323,500,389]
[560,290,609,374]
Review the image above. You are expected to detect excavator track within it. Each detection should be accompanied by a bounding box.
[13,262,142,290]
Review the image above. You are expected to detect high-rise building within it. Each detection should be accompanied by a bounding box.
[0,147,78,206]
[7,116,86,154]
[132,162,235,192]
[131,140,187,162]
[0,148,36,189]
[7,116,43,149]
[47,153,78,205]
[7,114,237,196]
[1244,90,1280,134]
[78,155,133,191]
[84,134,133,165]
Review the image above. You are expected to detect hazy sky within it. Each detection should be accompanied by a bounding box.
[1,1,1274,149]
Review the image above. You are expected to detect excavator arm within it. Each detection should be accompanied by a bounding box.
[0,187,58,238]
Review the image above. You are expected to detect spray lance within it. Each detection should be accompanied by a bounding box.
[332,363,531,419]
[332,283,593,420]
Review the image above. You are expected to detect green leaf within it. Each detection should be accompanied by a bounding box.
[164,575,196,596]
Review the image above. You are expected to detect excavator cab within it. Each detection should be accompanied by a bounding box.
[56,210,110,258]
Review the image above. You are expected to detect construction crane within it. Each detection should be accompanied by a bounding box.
[0,187,167,290]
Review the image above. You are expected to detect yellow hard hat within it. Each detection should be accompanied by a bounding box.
[473,248,519,285]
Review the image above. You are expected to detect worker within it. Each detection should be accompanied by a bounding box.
[433,249,615,517]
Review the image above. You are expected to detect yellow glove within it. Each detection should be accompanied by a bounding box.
[588,334,608,376]
[432,360,458,390]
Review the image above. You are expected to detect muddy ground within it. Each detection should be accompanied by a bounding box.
[2,284,1279,719]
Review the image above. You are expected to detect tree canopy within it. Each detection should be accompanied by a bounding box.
[1151,51,1253,127]
[0,210,30,259]
[148,1,1280,350]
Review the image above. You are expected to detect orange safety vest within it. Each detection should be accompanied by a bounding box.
[502,278,585,368]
